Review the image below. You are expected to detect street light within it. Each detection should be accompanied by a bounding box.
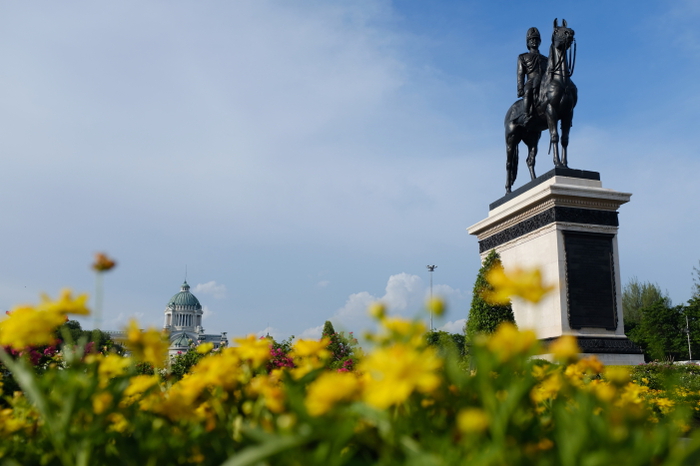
[685,313,693,361]
[426,265,437,331]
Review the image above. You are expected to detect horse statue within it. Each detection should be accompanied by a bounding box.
[504,19,577,193]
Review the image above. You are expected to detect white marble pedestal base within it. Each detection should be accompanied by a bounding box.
[468,168,644,365]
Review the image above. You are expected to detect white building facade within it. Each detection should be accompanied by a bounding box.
[163,281,228,356]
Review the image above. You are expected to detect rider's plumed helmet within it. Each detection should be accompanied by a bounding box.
[526,27,541,41]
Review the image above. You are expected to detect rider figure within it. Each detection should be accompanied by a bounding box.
[517,27,547,126]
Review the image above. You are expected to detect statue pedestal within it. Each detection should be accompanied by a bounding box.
[468,168,643,365]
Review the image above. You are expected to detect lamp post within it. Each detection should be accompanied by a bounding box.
[686,313,693,361]
[426,265,437,331]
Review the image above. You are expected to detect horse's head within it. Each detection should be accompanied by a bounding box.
[552,18,575,52]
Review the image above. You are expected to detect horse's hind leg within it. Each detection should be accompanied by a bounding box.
[560,117,573,168]
[524,130,542,180]
[505,130,519,193]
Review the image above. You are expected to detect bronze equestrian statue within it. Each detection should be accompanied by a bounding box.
[504,19,577,193]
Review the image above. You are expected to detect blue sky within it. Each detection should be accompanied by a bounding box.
[1,1,699,340]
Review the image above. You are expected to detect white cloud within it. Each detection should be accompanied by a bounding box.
[328,273,469,336]
[430,283,467,303]
[192,280,226,299]
[334,273,426,332]
[298,325,324,340]
[439,319,466,334]
[317,280,330,288]
[193,281,227,299]
[336,291,378,324]
[383,273,424,311]
[201,305,214,320]
[99,311,146,331]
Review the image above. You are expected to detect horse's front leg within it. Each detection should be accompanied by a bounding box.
[545,105,563,167]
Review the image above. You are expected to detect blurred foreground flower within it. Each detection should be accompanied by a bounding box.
[305,371,360,416]
[368,302,386,320]
[457,407,490,434]
[0,289,90,350]
[360,343,441,409]
[38,289,90,315]
[125,320,169,368]
[484,322,538,362]
[426,297,446,317]
[92,252,117,272]
[549,334,580,363]
[232,335,271,368]
[483,266,554,304]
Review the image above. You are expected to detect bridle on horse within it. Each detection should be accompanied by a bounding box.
[546,31,576,155]
[550,32,576,78]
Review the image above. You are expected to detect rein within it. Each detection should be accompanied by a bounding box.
[549,34,575,78]
[568,39,576,76]
[546,34,575,156]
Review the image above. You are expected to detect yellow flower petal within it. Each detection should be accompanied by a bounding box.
[484,267,553,304]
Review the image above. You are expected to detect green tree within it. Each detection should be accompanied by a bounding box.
[55,320,122,354]
[321,321,358,371]
[425,330,467,359]
[170,347,203,380]
[693,260,700,299]
[684,296,700,360]
[622,278,669,333]
[465,250,515,340]
[627,299,691,362]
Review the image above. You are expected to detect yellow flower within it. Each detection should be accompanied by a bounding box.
[0,408,31,435]
[107,413,129,433]
[531,372,562,403]
[549,335,580,363]
[564,357,604,388]
[485,322,538,362]
[0,289,90,350]
[426,297,446,317]
[189,348,243,391]
[360,343,442,409]
[605,366,630,386]
[524,438,554,455]
[196,342,215,354]
[483,266,553,304]
[124,374,160,397]
[232,335,271,368]
[0,306,65,349]
[617,382,650,406]
[38,289,90,315]
[125,320,169,368]
[457,408,490,434]
[591,381,617,403]
[92,391,113,414]
[368,302,386,320]
[305,371,360,416]
[291,338,331,359]
[532,364,551,381]
[97,354,132,387]
[375,317,427,346]
[92,252,117,272]
[248,374,286,414]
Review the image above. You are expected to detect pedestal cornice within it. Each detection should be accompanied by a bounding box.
[468,172,631,242]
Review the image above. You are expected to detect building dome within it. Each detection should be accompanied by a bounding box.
[171,332,194,349]
[167,281,202,310]
[162,278,228,357]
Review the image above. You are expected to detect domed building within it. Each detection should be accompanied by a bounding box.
[163,281,228,356]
